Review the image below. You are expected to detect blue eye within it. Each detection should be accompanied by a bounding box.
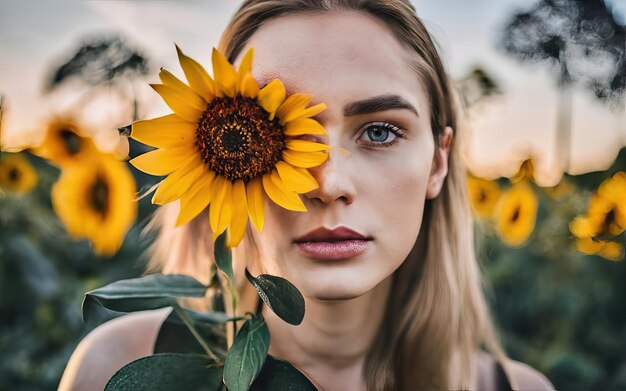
[358,121,406,147]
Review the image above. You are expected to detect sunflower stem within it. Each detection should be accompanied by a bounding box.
[172,301,221,363]
[231,286,238,341]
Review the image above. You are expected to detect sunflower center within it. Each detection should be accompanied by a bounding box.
[90,175,109,217]
[510,205,521,223]
[195,96,285,182]
[60,129,82,155]
[8,167,21,183]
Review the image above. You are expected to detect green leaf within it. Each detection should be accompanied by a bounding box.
[105,353,222,391]
[223,316,270,391]
[82,274,208,327]
[251,355,318,391]
[154,308,233,357]
[246,269,305,325]
[214,232,234,283]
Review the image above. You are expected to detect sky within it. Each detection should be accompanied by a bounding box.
[1,0,625,184]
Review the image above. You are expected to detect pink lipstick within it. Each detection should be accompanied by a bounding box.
[293,226,372,260]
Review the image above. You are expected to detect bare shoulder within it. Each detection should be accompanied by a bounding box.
[475,351,554,391]
[58,307,171,391]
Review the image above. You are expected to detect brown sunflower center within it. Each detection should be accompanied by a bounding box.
[510,205,521,223]
[90,175,109,217]
[8,167,21,183]
[195,96,285,182]
[60,129,82,155]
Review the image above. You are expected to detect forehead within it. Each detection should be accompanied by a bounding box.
[237,10,429,119]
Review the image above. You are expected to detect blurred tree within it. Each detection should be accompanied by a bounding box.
[500,0,626,171]
[457,67,502,108]
[47,35,151,121]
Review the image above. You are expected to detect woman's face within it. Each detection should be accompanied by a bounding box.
[238,11,450,300]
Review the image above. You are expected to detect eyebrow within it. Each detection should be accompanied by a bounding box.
[344,94,419,117]
[256,75,419,117]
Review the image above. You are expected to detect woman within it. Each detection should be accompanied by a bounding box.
[60,1,554,390]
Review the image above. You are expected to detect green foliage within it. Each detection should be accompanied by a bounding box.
[105,353,222,391]
[245,269,305,325]
[224,316,270,391]
[82,274,208,326]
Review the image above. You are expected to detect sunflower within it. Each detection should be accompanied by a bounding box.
[575,237,624,262]
[130,46,330,247]
[52,152,137,256]
[466,175,500,219]
[510,158,534,184]
[495,182,538,247]
[34,118,98,166]
[0,153,37,194]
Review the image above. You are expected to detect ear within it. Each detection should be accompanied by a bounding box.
[426,126,453,200]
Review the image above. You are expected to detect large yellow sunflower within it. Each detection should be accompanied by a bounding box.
[0,153,37,194]
[130,46,330,247]
[466,174,500,219]
[575,237,624,262]
[495,182,538,247]
[52,151,137,256]
[34,119,98,167]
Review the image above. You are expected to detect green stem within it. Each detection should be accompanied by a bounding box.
[172,301,221,363]
[231,286,238,341]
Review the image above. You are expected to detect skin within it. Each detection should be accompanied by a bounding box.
[235,10,453,390]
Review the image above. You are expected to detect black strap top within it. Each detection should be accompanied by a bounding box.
[495,359,514,391]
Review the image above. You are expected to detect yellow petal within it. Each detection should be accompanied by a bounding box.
[212,48,237,97]
[240,73,260,99]
[175,44,216,102]
[262,170,307,212]
[275,161,319,193]
[130,146,195,176]
[286,139,332,152]
[246,177,265,232]
[258,79,286,121]
[276,93,311,121]
[131,114,196,148]
[280,102,327,124]
[283,118,328,136]
[226,179,248,247]
[151,84,204,123]
[209,176,233,235]
[152,157,205,205]
[158,68,207,110]
[237,47,254,86]
[282,150,329,168]
[176,171,216,226]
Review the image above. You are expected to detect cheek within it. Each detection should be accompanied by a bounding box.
[355,149,432,253]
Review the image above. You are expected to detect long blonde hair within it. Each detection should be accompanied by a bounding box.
[145,0,511,389]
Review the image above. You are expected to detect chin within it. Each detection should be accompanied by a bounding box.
[294,268,384,302]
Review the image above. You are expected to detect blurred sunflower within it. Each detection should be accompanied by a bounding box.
[52,152,137,256]
[510,158,534,184]
[34,119,98,166]
[575,237,624,261]
[495,182,538,247]
[466,175,500,218]
[130,46,330,247]
[0,153,37,194]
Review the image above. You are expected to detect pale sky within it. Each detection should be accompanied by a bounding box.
[1,0,625,185]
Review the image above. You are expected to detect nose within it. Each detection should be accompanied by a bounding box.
[304,148,356,205]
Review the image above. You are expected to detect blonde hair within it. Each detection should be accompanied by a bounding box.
[145,0,512,389]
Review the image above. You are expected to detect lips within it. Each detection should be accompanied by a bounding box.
[293,226,372,260]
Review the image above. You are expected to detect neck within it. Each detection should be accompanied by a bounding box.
[262,276,392,391]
